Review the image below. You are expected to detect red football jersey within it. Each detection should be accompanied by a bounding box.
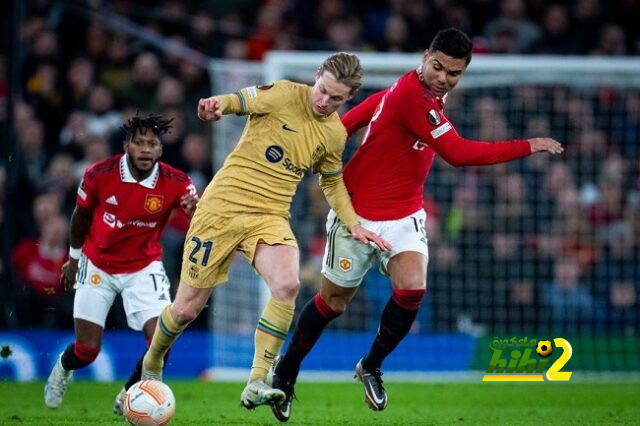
[11,238,67,296]
[77,154,195,273]
[342,70,532,221]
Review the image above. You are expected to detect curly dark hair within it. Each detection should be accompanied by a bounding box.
[121,112,174,141]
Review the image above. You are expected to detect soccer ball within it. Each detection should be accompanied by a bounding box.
[123,380,176,425]
[536,340,553,358]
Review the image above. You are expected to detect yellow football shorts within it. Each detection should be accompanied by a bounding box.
[179,208,298,288]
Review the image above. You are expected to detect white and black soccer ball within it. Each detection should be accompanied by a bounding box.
[123,380,176,425]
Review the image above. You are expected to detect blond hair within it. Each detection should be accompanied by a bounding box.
[319,52,363,91]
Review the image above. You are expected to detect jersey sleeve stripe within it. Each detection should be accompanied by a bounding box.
[236,91,248,115]
[320,170,343,178]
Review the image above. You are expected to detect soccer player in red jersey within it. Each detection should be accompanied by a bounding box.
[44,113,199,414]
[269,28,563,421]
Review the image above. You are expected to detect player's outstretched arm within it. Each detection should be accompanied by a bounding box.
[528,138,564,155]
[60,204,92,291]
[197,93,244,122]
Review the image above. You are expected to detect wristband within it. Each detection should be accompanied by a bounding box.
[69,246,82,260]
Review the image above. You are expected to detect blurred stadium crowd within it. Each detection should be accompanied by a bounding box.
[0,0,639,335]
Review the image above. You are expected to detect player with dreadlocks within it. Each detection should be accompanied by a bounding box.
[44,113,199,416]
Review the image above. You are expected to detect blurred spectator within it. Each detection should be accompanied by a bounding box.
[156,76,186,109]
[590,24,627,56]
[16,117,47,202]
[180,133,213,191]
[73,135,111,181]
[64,57,94,114]
[588,177,627,242]
[532,4,579,54]
[59,111,88,160]
[541,256,595,332]
[484,0,541,53]
[590,223,637,332]
[611,92,640,158]
[494,172,531,233]
[85,84,122,138]
[377,14,410,52]
[325,17,367,51]
[11,215,73,328]
[84,22,110,63]
[571,0,606,53]
[569,129,607,197]
[247,3,283,60]
[46,153,78,216]
[121,52,163,109]
[187,10,218,56]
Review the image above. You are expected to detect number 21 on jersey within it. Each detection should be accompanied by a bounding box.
[188,236,213,266]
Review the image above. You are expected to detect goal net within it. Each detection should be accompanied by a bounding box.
[206,53,640,378]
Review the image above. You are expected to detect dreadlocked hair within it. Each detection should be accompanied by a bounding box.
[121,112,174,141]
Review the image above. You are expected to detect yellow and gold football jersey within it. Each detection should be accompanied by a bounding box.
[199,80,347,220]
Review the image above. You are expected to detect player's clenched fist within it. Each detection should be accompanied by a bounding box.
[180,193,200,218]
[198,97,223,122]
[528,138,564,155]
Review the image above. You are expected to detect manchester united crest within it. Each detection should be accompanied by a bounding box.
[339,257,353,272]
[144,194,164,213]
[90,273,102,285]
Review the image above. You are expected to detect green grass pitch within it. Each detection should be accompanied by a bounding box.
[1,381,638,425]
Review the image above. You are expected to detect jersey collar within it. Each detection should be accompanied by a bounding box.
[119,154,159,188]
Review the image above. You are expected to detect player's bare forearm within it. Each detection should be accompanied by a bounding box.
[69,204,92,249]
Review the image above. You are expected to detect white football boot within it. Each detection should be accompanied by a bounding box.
[44,353,73,408]
[113,387,126,415]
[240,379,285,409]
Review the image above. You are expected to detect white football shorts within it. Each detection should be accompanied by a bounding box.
[321,208,429,288]
[73,254,171,330]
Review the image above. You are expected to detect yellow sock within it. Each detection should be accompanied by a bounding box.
[143,305,185,372]
[249,298,295,381]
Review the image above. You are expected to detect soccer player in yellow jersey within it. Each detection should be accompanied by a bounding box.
[141,52,391,409]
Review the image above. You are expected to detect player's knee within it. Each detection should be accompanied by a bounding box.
[269,276,300,302]
[393,274,426,290]
[170,304,200,325]
[325,296,349,315]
